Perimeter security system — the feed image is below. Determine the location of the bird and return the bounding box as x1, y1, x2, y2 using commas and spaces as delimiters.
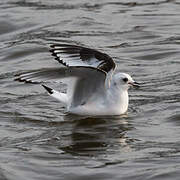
15, 43, 140, 116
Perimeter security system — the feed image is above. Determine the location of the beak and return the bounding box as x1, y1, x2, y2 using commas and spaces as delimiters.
128, 81, 140, 88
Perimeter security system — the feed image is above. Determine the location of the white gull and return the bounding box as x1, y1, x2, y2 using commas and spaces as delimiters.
15, 44, 140, 116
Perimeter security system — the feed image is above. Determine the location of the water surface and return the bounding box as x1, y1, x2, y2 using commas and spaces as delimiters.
0, 0, 180, 179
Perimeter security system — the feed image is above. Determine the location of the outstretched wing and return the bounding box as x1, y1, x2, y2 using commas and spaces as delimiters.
15, 67, 107, 107
15, 44, 116, 85
50, 44, 116, 73
14, 68, 68, 84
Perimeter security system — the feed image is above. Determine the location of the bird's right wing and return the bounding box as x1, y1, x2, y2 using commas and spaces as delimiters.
50, 44, 116, 74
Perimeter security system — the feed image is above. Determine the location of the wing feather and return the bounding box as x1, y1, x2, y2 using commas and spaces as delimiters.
15, 44, 115, 106
50, 44, 116, 73
15, 67, 106, 108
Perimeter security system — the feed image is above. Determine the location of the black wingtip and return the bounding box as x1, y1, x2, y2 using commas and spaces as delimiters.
14, 77, 40, 84
42, 84, 53, 94
49, 49, 54, 53
50, 44, 55, 48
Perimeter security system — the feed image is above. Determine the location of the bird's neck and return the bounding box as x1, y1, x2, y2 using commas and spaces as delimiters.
107, 81, 129, 114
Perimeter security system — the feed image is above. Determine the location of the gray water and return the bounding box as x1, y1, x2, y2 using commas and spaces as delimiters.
0, 0, 180, 179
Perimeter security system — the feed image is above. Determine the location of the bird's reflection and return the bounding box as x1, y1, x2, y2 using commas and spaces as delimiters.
61, 114, 134, 156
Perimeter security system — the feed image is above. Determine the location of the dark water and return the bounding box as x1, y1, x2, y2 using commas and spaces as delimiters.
0, 0, 180, 179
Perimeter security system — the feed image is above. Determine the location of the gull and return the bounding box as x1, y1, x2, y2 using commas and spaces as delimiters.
15, 44, 140, 116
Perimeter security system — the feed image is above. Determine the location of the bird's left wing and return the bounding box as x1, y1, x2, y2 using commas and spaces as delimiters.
14, 68, 68, 84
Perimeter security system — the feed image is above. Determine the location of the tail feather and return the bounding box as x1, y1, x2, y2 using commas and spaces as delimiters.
42, 84, 68, 105
42, 85, 53, 94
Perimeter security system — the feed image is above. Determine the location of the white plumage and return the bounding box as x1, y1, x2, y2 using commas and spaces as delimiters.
15, 44, 140, 116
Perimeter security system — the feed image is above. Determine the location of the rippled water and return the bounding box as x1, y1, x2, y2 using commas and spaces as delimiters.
0, 0, 180, 179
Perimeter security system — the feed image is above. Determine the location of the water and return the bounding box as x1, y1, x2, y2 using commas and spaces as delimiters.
0, 0, 180, 179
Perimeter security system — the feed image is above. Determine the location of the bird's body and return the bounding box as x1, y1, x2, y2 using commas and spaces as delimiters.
15, 44, 140, 116
43, 74, 129, 116
69, 88, 129, 116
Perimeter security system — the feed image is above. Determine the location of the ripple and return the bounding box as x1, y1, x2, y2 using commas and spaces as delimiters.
1, 0, 180, 179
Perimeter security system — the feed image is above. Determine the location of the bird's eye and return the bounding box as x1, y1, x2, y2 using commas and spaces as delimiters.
123, 77, 128, 82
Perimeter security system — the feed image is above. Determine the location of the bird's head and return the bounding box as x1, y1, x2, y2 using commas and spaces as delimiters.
114, 73, 140, 90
